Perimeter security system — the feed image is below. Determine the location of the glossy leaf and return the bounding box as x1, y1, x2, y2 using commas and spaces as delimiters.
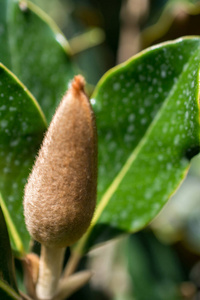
74, 37, 200, 253
0, 205, 18, 292
0, 0, 77, 123
0, 63, 47, 254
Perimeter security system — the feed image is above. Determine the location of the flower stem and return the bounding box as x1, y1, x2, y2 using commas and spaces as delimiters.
36, 246, 65, 300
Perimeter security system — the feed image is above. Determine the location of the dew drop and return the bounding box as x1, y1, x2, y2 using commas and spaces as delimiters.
9, 107, 17, 112
1, 120, 8, 128
141, 118, 147, 125
3, 167, 10, 174
139, 107, 145, 114
161, 70, 167, 78
10, 139, 19, 147
127, 124, 135, 133
174, 134, 180, 145
158, 154, 163, 161
166, 162, 172, 170
128, 114, 135, 122
144, 190, 152, 200
12, 182, 18, 189
14, 160, 20, 166
8, 195, 14, 202
113, 82, 121, 91
0, 105, 6, 111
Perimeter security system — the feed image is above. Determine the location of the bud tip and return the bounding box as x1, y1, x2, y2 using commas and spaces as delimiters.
71, 75, 85, 93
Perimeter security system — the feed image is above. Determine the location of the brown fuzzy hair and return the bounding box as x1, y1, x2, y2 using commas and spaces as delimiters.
24, 75, 97, 248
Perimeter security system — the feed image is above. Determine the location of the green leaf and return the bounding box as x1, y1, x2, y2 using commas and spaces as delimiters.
0, 205, 18, 292
0, 0, 77, 123
75, 36, 200, 253
0, 63, 47, 254
126, 231, 183, 300
0, 279, 21, 300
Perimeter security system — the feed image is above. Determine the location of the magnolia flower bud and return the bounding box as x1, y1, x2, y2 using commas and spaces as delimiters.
24, 75, 97, 248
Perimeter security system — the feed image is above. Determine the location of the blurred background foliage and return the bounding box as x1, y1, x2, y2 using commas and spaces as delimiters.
20, 0, 200, 299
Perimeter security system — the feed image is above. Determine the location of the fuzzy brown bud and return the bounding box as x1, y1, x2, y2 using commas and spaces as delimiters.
24, 75, 97, 248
